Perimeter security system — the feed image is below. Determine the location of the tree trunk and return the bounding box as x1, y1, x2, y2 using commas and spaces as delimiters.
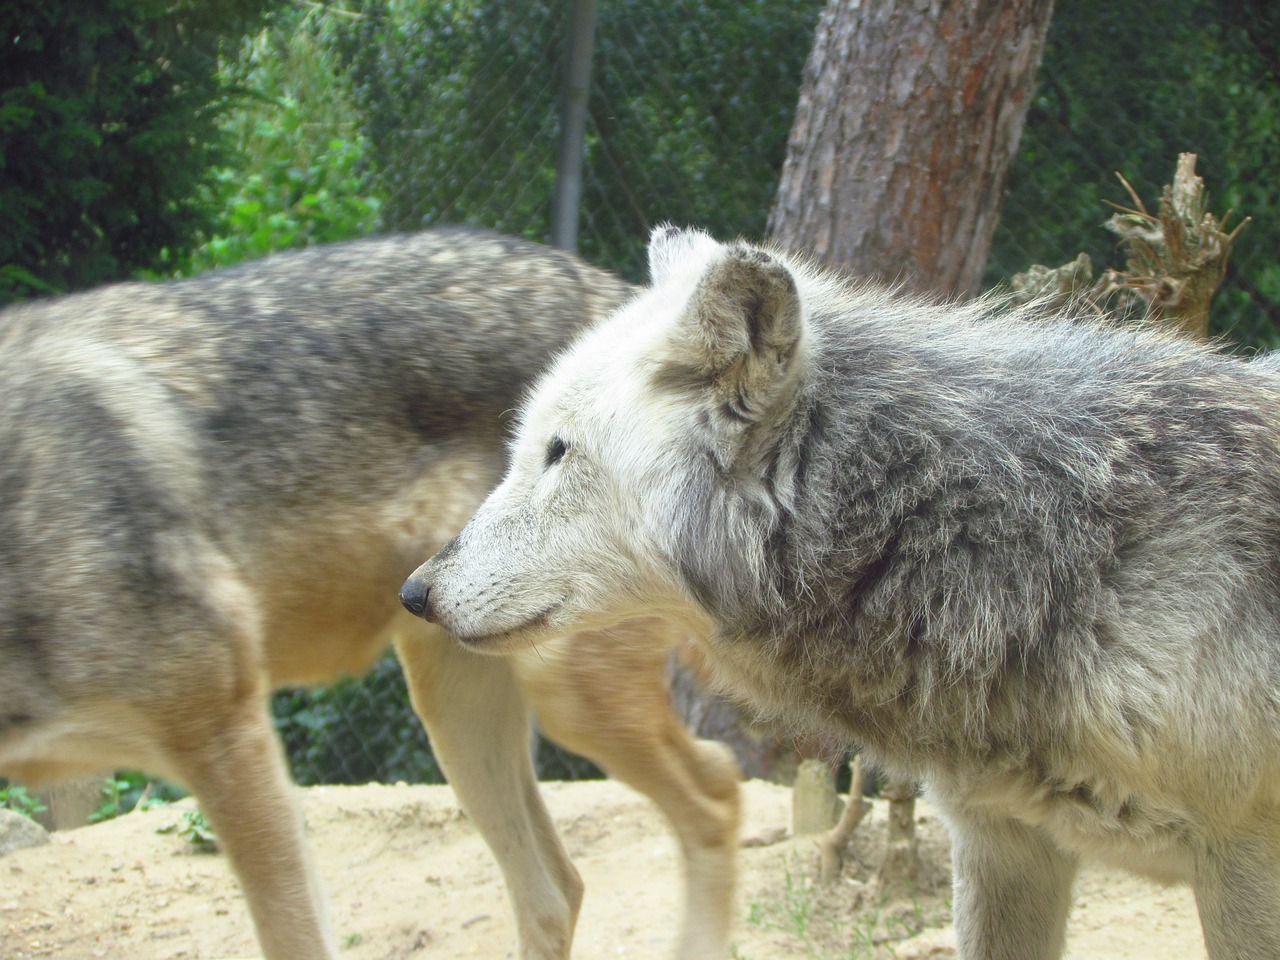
877, 776, 920, 897
768, 0, 1056, 298
819, 756, 870, 883
767, 0, 1056, 889
35, 777, 101, 831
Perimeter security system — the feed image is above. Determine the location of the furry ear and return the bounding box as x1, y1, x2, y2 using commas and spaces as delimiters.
677, 243, 804, 425
648, 224, 720, 287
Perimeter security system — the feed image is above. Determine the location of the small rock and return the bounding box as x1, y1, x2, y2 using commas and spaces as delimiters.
893, 926, 957, 959
0, 809, 49, 857
792, 758, 842, 834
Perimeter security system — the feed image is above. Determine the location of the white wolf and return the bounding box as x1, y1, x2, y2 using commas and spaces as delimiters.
403, 226, 1280, 960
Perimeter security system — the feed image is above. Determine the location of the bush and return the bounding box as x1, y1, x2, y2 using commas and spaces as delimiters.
0, 0, 273, 303
333, 0, 821, 281
184, 8, 382, 274
272, 654, 441, 786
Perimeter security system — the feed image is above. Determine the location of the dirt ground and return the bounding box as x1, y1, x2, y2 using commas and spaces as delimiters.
2, 779, 1206, 960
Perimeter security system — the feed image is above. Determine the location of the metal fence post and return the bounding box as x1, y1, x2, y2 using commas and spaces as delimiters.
551, 0, 599, 251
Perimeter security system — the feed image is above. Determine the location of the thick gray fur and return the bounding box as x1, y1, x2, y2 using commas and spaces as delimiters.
0, 229, 627, 734
675, 245, 1280, 960
408, 226, 1280, 959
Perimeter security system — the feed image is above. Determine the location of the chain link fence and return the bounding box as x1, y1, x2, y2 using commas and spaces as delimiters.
263, 0, 1279, 789
335, 0, 820, 281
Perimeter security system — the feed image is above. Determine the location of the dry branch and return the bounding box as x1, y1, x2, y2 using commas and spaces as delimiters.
1011, 153, 1248, 337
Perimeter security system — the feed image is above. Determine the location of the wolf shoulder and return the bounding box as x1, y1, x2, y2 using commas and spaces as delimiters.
0, 229, 631, 416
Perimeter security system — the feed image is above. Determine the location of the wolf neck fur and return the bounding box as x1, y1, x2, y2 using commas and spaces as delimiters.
678, 289, 1280, 774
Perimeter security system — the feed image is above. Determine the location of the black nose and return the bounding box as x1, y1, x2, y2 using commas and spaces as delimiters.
399, 576, 434, 621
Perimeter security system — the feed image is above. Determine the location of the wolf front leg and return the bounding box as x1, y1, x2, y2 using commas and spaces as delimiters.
514, 619, 742, 960
395, 622, 583, 960
161, 686, 338, 960
1194, 828, 1280, 960
946, 807, 1077, 960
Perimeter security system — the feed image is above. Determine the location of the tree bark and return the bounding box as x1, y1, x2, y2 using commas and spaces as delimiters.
819, 756, 870, 883
767, 0, 1056, 889
768, 0, 1056, 298
35, 777, 101, 831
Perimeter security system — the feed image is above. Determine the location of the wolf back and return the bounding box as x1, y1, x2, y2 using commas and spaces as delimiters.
0, 228, 632, 761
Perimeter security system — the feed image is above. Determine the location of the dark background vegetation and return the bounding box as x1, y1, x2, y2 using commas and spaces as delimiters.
2, 0, 1277, 795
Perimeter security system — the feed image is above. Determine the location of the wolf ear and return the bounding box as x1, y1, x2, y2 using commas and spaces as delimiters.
647, 224, 720, 287
675, 243, 804, 424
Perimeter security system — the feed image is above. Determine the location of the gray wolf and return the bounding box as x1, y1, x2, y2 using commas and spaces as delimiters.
403, 225, 1280, 960
0, 229, 740, 960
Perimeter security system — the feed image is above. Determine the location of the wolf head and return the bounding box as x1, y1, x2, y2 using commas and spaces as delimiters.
400, 226, 811, 651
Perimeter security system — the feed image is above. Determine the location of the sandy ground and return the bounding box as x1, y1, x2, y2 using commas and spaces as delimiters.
1, 779, 1206, 960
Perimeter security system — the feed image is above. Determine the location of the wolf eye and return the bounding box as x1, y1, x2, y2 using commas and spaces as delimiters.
545, 437, 569, 467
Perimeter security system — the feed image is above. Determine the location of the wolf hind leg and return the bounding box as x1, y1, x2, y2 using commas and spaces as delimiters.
1194, 828, 1280, 960
944, 805, 1077, 960
394, 621, 582, 960
516, 619, 742, 960
159, 684, 338, 960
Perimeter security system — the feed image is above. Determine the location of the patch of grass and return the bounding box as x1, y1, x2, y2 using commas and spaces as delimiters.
157, 808, 219, 852
0, 784, 47, 820
90, 773, 184, 823
745, 853, 820, 955
744, 851, 939, 960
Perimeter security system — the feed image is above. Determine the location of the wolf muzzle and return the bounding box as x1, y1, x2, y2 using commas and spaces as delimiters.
400, 535, 465, 621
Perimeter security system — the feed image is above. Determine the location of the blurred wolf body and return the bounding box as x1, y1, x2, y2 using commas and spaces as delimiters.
0, 230, 741, 960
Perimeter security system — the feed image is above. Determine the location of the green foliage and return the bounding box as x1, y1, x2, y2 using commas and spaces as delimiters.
989, 0, 1280, 348
155, 807, 219, 851
577, 0, 821, 279
89, 773, 184, 824
272, 653, 441, 786
184, 6, 381, 274
333, 0, 821, 281
0, 784, 47, 820
178, 808, 218, 850
188, 133, 380, 273
270, 650, 604, 785
89, 777, 135, 824
0, 0, 274, 303
331, 0, 566, 241
535, 734, 604, 782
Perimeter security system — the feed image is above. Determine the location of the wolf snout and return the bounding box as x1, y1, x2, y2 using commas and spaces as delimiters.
398, 574, 436, 622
